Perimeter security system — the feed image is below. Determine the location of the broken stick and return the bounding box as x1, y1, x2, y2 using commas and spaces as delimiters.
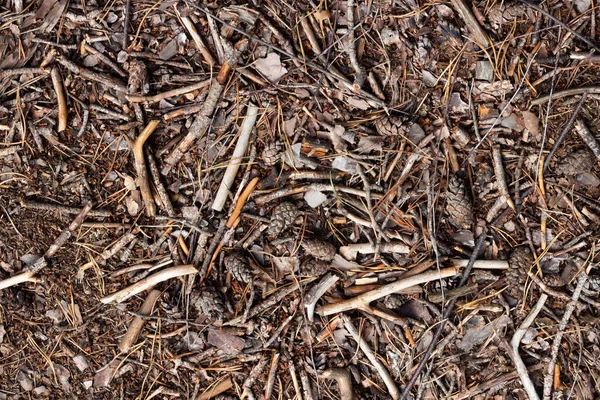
51, 67, 67, 132
119, 289, 161, 353
318, 267, 459, 316
126, 120, 160, 217
100, 264, 197, 304
212, 104, 259, 211
321, 368, 355, 400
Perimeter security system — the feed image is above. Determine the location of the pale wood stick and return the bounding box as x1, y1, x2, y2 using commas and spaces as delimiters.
342, 315, 400, 399
126, 120, 160, 217
100, 264, 197, 304
305, 273, 339, 322
320, 368, 356, 400
51, 67, 67, 132
119, 289, 161, 353
0, 271, 39, 290
318, 267, 459, 316
212, 104, 259, 211
492, 146, 516, 210
264, 352, 280, 400
340, 242, 409, 261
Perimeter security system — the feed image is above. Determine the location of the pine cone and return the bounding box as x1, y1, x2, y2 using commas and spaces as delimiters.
301, 239, 336, 261
128, 60, 148, 94
224, 252, 252, 283
267, 202, 299, 238
555, 149, 595, 176
192, 287, 226, 321
446, 175, 473, 229
382, 294, 408, 310
504, 247, 533, 300
374, 116, 405, 136
262, 141, 283, 167
300, 258, 330, 276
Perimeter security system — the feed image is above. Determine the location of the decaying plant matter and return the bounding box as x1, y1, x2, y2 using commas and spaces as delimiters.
1, 0, 600, 398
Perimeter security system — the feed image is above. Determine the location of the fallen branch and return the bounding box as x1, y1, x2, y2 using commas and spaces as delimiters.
321, 368, 356, 400
50, 67, 67, 132
55, 56, 127, 93
241, 353, 268, 399
264, 352, 280, 400
542, 271, 588, 399
254, 183, 382, 206
510, 294, 548, 400
530, 87, 600, 106
20, 199, 110, 218
164, 41, 237, 168
318, 267, 458, 316
100, 264, 197, 304
449, 259, 508, 269
126, 120, 160, 217
212, 104, 259, 211
118, 289, 161, 353
345, 0, 365, 90
342, 315, 400, 399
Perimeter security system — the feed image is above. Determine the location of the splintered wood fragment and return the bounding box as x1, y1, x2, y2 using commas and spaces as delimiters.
197, 377, 233, 400
342, 315, 400, 399
55, 57, 127, 92
491, 146, 516, 210
127, 120, 160, 217
179, 12, 215, 66
165, 41, 237, 168
320, 368, 356, 400
0, 67, 48, 78
51, 67, 67, 132
340, 242, 409, 261
574, 119, 600, 160
318, 267, 459, 316
100, 264, 197, 304
212, 104, 259, 211
305, 273, 339, 322
449, 0, 491, 47
118, 289, 161, 353
80, 232, 137, 271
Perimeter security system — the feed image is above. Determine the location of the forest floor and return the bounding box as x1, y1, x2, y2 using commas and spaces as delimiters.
1, 0, 600, 399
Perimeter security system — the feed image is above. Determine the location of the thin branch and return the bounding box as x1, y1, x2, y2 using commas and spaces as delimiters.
51, 67, 67, 132
126, 120, 160, 217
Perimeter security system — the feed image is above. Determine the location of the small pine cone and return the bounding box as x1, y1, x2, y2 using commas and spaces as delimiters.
542, 274, 565, 288
128, 60, 148, 94
192, 287, 226, 321
301, 239, 336, 261
267, 202, 299, 238
446, 175, 473, 229
504, 247, 533, 299
262, 141, 283, 167
374, 116, 405, 136
224, 252, 252, 283
300, 258, 330, 276
383, 294, 408, 310
555, 149, 595, 176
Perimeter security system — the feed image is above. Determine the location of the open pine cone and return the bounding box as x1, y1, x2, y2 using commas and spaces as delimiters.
192, 286, 227, 321
261, 141, 283, 167
555, 149, 595, 176
267, 202, 299, 238
224, 252, 252, 283
301, 239, 336, 261
374, 115, 405, 136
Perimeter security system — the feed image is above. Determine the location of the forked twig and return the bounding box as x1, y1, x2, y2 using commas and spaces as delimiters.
126, 120, 160, 217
